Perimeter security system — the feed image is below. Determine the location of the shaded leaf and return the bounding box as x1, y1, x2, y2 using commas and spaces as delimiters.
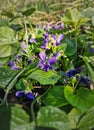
2, 11, 14, 18
78, 107, 94, 130
0, 67, 18, 89
43, 86, 68, 107
22, 8, 35, 16
63, 38, 76, 56
0, 106, 30, 130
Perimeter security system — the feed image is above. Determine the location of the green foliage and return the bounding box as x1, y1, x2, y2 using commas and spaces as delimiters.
62, 8, 89, 28
0, 106, 30, 130
68, 108, 83, 129
63, 38, 76, 56
43, 85, 68, 107
0, 67, 18, 89
22, 8, 36, 16
27, 70, 61, 85
37, 106, 73, 130
0, 26, 16, 65
64, 86, 94, 112
77, 107, 94, 130
82, 7, 94, 26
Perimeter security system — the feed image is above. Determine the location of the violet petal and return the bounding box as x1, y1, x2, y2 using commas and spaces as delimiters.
16, 91, 25, 97
39, 52, 46, 61
26, 92, 35, 100
48, 57, 57, 65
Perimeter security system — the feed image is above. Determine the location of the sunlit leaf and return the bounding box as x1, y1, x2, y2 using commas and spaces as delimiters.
27, 70, 61, 85
64, 86, 94, 112
37, 106, 73, 130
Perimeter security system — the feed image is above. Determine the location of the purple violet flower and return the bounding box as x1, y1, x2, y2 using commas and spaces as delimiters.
48, 57, 57, 65
16, 91, 35, 100
28, 58, 32, 64
9, 60, 15, 66
16, 91, 25, 97
66, 68, 84, 78
56, 23, 64, 30
79, 76, 90, 86
38, 52, 57, 71
9, 60, 20, 70
29, 38, 36, 43
43, 33, 48, 38
21, 41, 27, 49
39, 52, 46, 62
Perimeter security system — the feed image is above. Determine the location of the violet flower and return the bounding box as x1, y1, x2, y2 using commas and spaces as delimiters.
56, 23, 64, 30
21, 41, 27, 49
16, 91, 35, 100
66, 68, 84, 78
38, 52, 57, 71
9, 60, 20, 70
51, 34, 64, 46
56, 34, 64, 46
29, 38, 36, 43
48, 57, 57, 65
79, 76, 90, 86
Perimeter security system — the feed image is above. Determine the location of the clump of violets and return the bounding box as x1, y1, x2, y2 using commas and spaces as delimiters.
41, 32, 64, 50
43, 22, 64, 31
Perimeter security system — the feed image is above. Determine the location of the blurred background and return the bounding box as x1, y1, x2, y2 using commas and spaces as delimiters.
0, 0, 94, 24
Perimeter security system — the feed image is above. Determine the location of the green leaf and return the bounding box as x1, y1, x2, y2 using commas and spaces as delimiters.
37, 106, 73, 130
0, 106, 30, 130
22, 8, 35, 16
82, 7, 94, 18
62, 8, 82, 23
68, 108, 83, 129
64, 86, 94, 112
0, 67, 18, 89
0, 57, 9, 67
77, 107, 94, 130
0, 19, 9, 27
0, 26, 14, 46
27, 70, 61, 85
2, 11, 14, 18
15, 78, 26, 90
92, 16, 94, 26
63, 38, 76, 56
43, 86, 68, 107
0, 45, 12, 57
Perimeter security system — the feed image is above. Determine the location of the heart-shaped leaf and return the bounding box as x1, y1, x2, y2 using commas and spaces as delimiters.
27, 70, 61, 85
37, 106, 73, 130
43, 85, 68, 107
64, 86, 94, 112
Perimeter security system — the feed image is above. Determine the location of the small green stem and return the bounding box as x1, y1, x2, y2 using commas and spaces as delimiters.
31, 85, 52, 125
